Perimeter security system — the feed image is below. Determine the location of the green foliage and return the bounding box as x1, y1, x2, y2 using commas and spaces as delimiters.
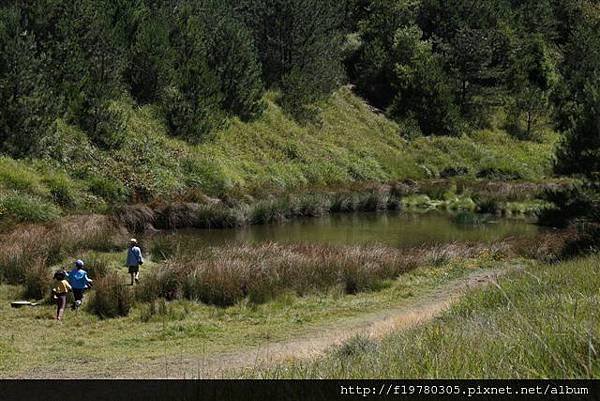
506, 35, 558, 139
0, 6, 56, 156
87, 176, 129, 205
0, 86, 559, 226
0, 0, 577, 224
42, 173, 79, 209
237, 0, 346, 116
0, 0, 269, 152
547, 5, 600, 250
199, 1, 265, 120
269, 255, 600, 378
387, 26, 461, 136
82, 252, 113, 280
162, 5, 225, 142
0, 193, 61, 223
0, 158, 45, 195
345, 0, 582, 137
126, 11, 172, 105
350, 0, 420, 109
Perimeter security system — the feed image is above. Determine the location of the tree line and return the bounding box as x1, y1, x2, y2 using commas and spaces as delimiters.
0, 0, 598, 175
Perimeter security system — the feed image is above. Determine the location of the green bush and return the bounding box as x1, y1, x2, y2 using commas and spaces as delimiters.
0, 158, 45, 195
181, 156, 232, 196
295, 193, 332, 217
135, 265, 181, 303
87, 176, 129, 204
150, 236, 178, 263
357, 191, 390, 212
330, 192, 360, 213
182, 266, 245, 307
250, 199, 288, 224
42, 173, 79, 208
195, 204, 247, 228
82, 252, 112, 279
0, 192, 61, 223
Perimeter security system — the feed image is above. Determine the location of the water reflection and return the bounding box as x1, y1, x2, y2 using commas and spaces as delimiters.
158, 211, 539, 249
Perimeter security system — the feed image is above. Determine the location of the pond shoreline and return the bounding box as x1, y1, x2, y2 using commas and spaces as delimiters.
115, 179, 568, 234
0, 178, 570, 302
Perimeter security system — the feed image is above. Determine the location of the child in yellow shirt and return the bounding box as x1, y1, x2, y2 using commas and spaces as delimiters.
52, 270, 72, 321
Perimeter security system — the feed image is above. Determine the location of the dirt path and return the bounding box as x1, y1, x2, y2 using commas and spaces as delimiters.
135, 267, 511, 378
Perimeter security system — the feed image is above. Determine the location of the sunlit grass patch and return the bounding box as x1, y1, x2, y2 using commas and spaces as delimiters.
261, 255, 600, 379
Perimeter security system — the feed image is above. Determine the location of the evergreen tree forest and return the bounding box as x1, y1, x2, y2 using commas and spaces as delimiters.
0, 0, 598, 182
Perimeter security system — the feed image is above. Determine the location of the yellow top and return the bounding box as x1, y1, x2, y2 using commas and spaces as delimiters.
53, 280, 72, 295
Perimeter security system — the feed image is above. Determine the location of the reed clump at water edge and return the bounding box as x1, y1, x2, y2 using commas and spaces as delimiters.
136, 241, 511, 308
0, 214, 126, 298
115, 180, 563, 233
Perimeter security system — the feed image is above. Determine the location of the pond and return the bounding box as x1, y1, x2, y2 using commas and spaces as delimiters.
157, 212, 540, 249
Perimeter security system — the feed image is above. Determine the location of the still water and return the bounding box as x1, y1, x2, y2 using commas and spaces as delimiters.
160, 212, 540, 248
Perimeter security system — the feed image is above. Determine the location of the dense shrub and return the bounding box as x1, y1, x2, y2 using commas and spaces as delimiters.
82, 252, 112, 280
114, 204, 155, 233
135, 265, 182, 303
561, 222, 600, 259
0, 192, 61, 223
43, 174, 78, 209
182, 264, 247, 307
0, 215, 122, 285
150, 236, 179, 263
23, 258, 51, 300
88, 273, 133, 318
87, 176, 129, 205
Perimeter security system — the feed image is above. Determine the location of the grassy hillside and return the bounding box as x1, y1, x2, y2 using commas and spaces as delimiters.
262, 255, 600, 379
0, 87, 559, 226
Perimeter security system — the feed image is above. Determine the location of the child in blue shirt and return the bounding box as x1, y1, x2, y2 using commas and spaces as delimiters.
68, 259, 93, 310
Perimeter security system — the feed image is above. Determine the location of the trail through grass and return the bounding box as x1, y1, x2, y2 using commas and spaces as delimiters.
260, 255, 600, 379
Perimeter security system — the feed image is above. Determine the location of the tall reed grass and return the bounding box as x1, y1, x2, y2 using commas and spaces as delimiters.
0, 215, 124, 287
117, 180, 564, 232
88, 272, 133, 318
147, 187, 408, 230
137, 242, 507, 307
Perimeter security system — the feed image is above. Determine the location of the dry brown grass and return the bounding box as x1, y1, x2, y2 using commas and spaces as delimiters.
508, 228, 573, 263
0, 214, 124, 288
114, 204, 156, 233
137, 241, 508, 307
88, 272, 134, 318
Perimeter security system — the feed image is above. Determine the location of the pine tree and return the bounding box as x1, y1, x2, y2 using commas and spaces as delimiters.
0, 6, 55, 156
236, 0, 346, 116
161, 2, 225, 142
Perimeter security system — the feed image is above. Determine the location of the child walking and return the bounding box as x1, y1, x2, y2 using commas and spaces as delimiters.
52, 270, 72, 321
68, 259, 93, 310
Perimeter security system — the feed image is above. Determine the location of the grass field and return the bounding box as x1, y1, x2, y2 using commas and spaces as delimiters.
258, 255, 600, 379
0, 244, 515, 378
